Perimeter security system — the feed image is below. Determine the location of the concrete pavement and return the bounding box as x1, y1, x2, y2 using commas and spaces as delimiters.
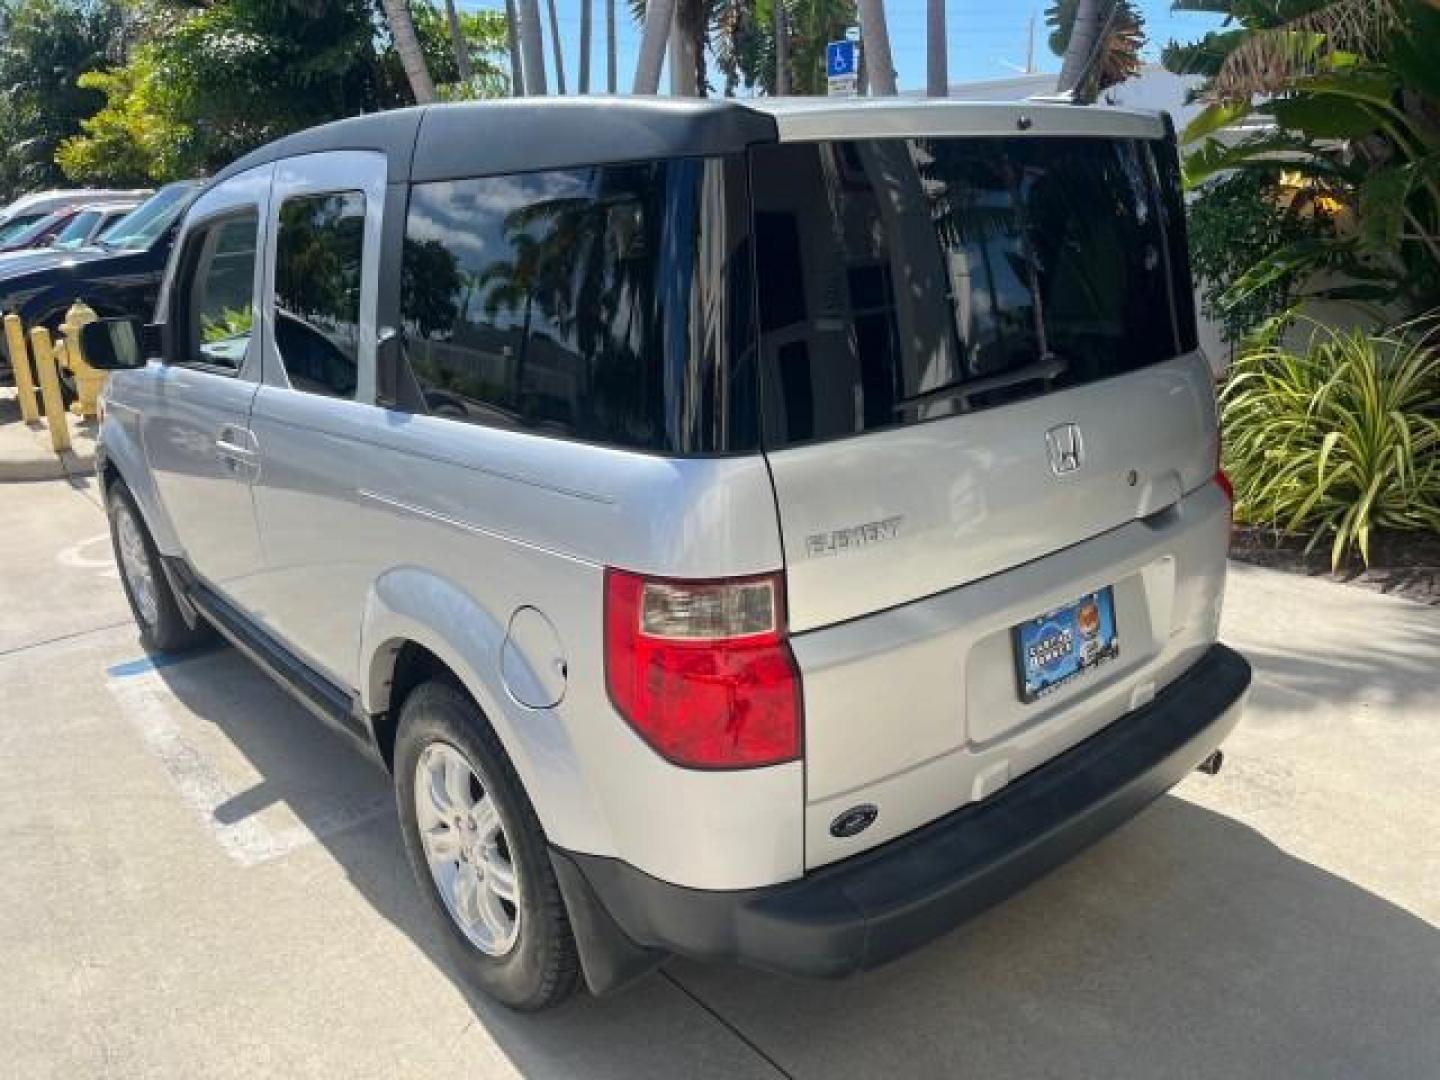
1, 476, 1436, 1079
0, 388, 98, 482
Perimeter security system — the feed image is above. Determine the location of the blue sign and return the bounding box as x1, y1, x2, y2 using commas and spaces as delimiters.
826, 40, 857, 78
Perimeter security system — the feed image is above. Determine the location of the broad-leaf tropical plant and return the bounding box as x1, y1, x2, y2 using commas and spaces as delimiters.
1173, 0, 1440, 322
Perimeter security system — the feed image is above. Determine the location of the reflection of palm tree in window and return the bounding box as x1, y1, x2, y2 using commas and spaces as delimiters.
400, 237, 463, 338
476, 174, 659, 438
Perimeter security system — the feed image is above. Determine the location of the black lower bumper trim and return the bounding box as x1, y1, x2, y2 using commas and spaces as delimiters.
552, 643, 1251, 989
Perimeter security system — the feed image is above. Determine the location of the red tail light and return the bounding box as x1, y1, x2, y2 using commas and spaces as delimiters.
1215, 468, 1234, 503
604, 569, 802, 769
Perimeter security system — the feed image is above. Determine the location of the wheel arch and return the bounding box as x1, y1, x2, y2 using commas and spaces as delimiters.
96, 406, 183, 555
359, 566, 610, 857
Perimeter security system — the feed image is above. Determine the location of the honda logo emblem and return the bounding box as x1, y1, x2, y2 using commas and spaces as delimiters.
1046, 423, 1085, 476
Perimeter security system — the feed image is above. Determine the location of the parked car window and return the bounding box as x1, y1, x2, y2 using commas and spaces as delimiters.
0, 212, 48, 244
399, 157, 756, 454
99, 181, 200, 252
751, 137, 1184, 448
0, 210, 69, 250
273, 191, 365, 400
50, 209, 105, 250
175, 210, 259, 374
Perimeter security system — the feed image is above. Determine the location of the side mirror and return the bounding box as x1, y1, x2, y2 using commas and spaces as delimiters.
78, 317, 148, 370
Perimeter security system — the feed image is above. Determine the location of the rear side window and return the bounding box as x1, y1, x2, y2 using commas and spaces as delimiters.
399, 157, 756, 454
751, 137, 1189, 449
274, 191, 365, 399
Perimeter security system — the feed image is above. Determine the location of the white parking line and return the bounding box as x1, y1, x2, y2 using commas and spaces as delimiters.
106, 666, 390, 866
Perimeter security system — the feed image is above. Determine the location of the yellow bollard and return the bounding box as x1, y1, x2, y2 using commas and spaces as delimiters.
29, 327, 70, 453
62, 300, 104, 419
3, 313, 40, 424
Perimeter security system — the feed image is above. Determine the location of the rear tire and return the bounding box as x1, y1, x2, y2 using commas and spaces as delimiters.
106, 479, 212, 653
395, 679, 580, 1011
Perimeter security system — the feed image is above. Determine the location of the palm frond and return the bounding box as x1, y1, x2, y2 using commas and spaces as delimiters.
1211, 0, 1408, 99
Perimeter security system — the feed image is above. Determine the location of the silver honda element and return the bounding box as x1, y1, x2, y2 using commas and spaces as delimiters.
88, 98, 1251, 1011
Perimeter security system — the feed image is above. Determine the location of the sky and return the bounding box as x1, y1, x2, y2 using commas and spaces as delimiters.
456, 0, 1228, 95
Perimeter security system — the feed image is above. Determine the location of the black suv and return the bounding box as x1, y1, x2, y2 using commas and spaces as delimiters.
0, 180, 201, 379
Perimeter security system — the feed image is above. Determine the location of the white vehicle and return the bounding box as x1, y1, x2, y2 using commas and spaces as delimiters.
87, 98, 1251, 1011
0, 188, 150, 245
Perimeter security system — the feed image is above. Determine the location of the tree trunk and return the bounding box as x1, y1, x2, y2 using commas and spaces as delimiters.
668, 12, 701, 96
606, 0, 617, 92
1056, 0, 1101, 97
632, 0, 675, 94
504, 0, 526, 95
382, 0, 438, 104
518, 0, 548, 94
546, 0, 568, 93
579, 0, 592, 93
773, 0, 789, 95
857, 0, 897, 95
925, 0, 946, 97
444, 0, 473, 83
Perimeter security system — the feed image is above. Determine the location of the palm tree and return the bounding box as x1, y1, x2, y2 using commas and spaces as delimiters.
504, 0, 526, 95
857, 0, 897, 94
607, 0, 618, 91
518, 0, 548, 93
1210, 0, 1408, 99
926, 0, 946, 96
579, 0, 593, 92
773, 0, 790, 95
670, 2, 704, 95
444, 0, 473, 82
382, 0, 438, 104
1055, 0, 1100, 95
632, 0, 676, 93
1051, 0, 1144, 101
547, 0, 568, 92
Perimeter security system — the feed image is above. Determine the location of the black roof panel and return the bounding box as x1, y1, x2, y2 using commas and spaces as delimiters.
209, 108, 427, 187
409, 97, 777, 182
208, 98, 778, 190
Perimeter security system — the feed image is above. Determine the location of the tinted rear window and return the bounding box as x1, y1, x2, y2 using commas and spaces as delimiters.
399, 157, 756, 454
751, 137, 1190, 449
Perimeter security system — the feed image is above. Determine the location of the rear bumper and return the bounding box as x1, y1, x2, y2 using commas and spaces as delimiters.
551, 642, 1251, 990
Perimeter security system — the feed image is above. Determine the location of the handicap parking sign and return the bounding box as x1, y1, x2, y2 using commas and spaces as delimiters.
826, 40, 857, 78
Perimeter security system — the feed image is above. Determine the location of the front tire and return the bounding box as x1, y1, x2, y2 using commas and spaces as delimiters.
106, 479, 211, 653
394, 679, 580, 1011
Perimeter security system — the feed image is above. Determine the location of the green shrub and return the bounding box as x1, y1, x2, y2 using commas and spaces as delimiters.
1187, 169, 1336, 344
1221, 318, 1440, 568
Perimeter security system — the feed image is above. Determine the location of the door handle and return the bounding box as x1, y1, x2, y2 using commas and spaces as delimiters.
215, 438, 257, 462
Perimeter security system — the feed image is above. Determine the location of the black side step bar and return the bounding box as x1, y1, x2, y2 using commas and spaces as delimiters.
164, 557, 376, 755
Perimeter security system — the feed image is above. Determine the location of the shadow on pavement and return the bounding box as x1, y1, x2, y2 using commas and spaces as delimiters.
1239, 630, 1440, 709
153, 645, 1439, 1080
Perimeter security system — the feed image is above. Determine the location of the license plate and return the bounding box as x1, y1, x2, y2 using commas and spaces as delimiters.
1013, 587, 1119, 703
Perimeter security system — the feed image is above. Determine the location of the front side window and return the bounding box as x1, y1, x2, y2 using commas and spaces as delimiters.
176, 210, 259, 374
274, 191, 365, 399
751, 137, 1185, 448
399, 157, 755, 454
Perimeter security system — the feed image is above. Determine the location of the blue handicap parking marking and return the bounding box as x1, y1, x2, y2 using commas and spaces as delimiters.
106, 647, 216, 680
827, 40, 856, 78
